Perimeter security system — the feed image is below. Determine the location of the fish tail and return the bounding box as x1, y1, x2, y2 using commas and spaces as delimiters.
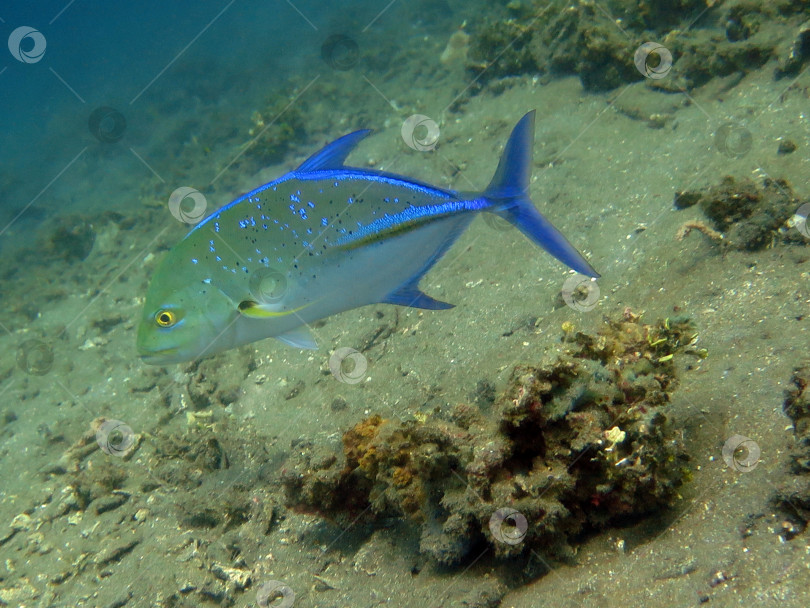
482, 111, 600, 278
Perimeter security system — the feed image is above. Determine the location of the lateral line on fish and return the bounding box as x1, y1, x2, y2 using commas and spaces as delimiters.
334, 198, 487, 250
294, 169, 456, 199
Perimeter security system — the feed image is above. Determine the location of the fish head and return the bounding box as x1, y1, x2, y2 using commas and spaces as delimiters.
137, 268, 238, 365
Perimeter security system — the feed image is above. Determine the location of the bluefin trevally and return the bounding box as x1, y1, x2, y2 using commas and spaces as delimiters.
137, 111, 598, 364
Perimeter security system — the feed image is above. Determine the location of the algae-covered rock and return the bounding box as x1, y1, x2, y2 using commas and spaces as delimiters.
463, 0, 806, 92
283, 311, 699, 565
466, 1, 642, 91
244, 97, 306, 165
674, 175, 806, 251
771, 364, 810, 539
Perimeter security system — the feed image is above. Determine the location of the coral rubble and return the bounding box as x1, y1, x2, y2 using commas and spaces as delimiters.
283, 312, 699, 565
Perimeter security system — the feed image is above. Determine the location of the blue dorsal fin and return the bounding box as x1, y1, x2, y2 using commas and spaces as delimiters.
382, 282, 454, 310
296, 129, 373, 173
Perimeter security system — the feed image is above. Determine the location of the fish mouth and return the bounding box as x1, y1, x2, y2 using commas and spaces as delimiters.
138, 346, 179, 365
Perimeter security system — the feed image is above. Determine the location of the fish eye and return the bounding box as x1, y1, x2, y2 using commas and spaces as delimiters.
155, 309, 178, 327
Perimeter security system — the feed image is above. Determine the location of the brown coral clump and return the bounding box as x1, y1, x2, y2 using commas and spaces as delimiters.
283, 313, 699, 566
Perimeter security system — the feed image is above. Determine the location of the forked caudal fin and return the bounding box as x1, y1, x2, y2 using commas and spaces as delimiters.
482, 111, 600, 278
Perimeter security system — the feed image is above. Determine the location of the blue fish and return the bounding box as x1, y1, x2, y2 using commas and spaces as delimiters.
137, 111, 598, 364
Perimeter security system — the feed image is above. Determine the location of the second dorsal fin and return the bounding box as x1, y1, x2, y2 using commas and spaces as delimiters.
295, 129, 372, 173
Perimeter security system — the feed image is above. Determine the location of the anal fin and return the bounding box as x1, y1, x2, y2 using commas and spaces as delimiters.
275, 326, 318, 349
381, 284, 454, 310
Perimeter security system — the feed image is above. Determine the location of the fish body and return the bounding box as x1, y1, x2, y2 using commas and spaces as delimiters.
137, 112, 598, 364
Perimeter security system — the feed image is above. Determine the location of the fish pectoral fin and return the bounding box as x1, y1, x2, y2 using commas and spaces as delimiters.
381, 284, 454, 310
275, 326, 318, 350
238, 300, 310, 319
238, 300, 318, 348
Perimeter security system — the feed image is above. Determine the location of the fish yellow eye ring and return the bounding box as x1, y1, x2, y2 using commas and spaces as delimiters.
155, 310, 177, 327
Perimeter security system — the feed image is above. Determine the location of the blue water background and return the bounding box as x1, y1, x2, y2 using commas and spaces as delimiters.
0, 0, 461, 247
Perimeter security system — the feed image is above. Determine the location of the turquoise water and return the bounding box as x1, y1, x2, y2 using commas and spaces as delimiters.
2, 1, 810, 606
